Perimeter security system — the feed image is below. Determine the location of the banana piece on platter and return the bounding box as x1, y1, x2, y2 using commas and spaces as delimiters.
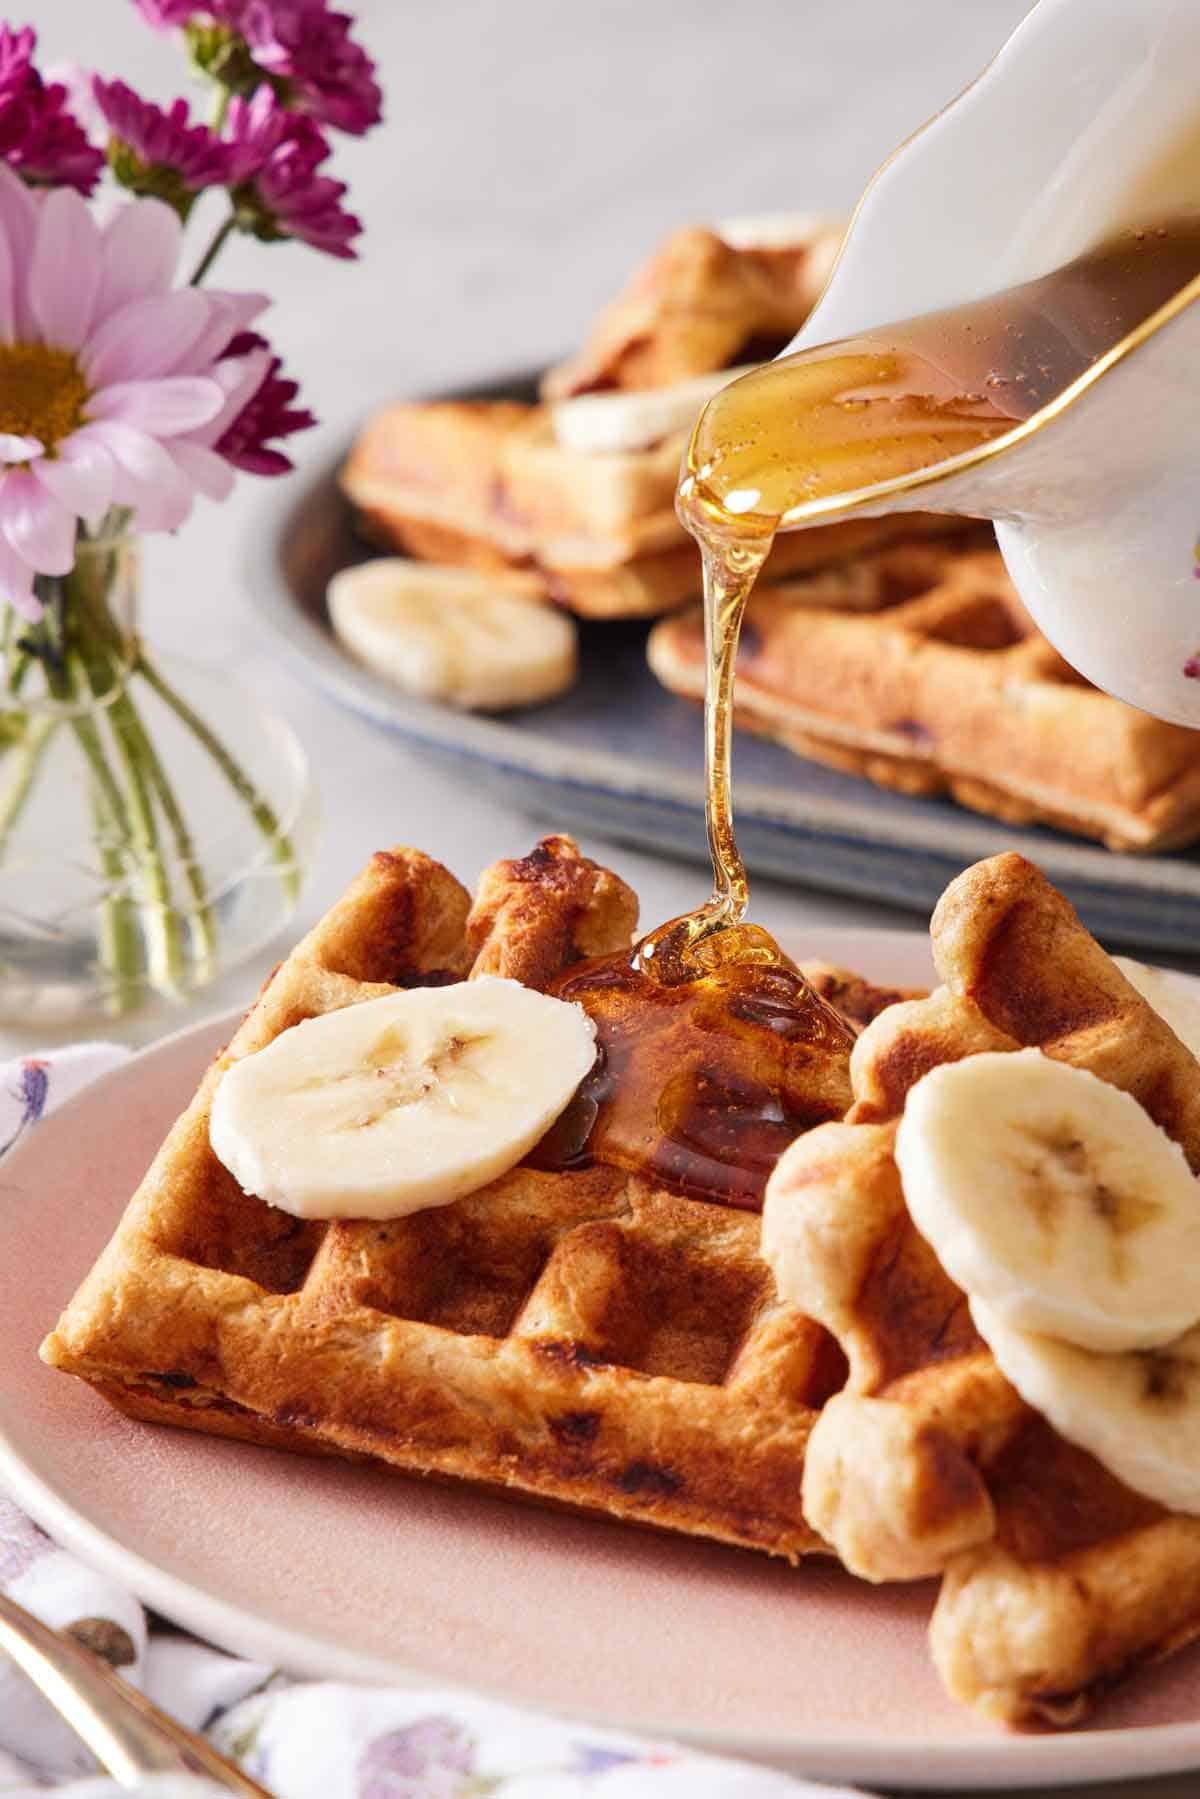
209, 978, 597, 1220
328, 558, 578, 711
894, 1048, 1200, 1354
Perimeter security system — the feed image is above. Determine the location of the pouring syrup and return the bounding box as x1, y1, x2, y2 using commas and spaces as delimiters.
538, 224, 1200, 1208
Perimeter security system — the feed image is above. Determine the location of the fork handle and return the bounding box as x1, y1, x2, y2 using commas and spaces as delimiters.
0, 1590, 275, 1795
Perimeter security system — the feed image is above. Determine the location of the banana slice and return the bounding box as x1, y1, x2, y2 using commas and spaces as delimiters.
327, 559, 577, 711
894, 1049, 1200, 1353
550, 367, 756, 455
1115, 956, 1200, 1060
209, 978, 596, 1220
971, 1299, 1200, 1516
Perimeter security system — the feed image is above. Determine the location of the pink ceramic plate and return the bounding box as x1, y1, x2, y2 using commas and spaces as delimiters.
3, 928, 1200, 1791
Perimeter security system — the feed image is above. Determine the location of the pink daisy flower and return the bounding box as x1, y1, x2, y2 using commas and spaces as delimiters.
0, 25, 104, 195
226, 88, 360, 259
93, 78, 233, 214
0, 164, 272, 618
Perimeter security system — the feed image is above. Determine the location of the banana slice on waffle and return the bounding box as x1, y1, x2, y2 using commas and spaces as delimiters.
971, 1302, 1200, 1517
895, 1048, 1200, 1353
210, 978, 597, 1219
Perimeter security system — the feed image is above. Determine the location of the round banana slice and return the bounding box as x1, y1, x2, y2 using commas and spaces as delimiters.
894, 1048, 1200, 1353
209, 978, 596, 1220
1115, 956, 1200, 1060
971, 1298, 1200, 1517
327, 559, 577, 711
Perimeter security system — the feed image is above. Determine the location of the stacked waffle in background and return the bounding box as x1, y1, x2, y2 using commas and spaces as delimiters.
339, 215, 958, 631
648, 539, 1200, 851
338, 215, 1200, 850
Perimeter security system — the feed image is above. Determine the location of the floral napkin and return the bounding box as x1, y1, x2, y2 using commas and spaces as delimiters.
0, 1047, 867, 1799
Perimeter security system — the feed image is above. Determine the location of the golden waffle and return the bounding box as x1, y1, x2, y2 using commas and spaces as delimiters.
767, 852, 1200, 1723
542, 218, 843, 398
647, 540, 1200, 849
341, 395, 966, 614
43, 835, 857, 1558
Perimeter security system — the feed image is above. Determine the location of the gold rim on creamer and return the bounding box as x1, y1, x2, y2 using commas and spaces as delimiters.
682, 268, 1200, 530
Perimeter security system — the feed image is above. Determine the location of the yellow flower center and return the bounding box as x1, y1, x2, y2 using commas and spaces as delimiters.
0, 344, 90, 453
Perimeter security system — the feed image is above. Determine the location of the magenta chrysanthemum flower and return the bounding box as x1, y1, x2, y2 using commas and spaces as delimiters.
232, 1, 382, 136
129, 1, 381, 137
0, 25, 104, 195
212, 331, 315, 474
0, 23, 33, 84
226, 89, 360, 259
0, 164, 272, 617
131, 0, 201, 24
94, 78, 233, 214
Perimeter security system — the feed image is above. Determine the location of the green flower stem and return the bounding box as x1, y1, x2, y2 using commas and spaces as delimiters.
0, 715, 56, 858
190, 211, 238, 286
86, 777, 142, 1017
91, 673, 186, 994
67, 559, 222, 982
106, 682, 219, 983
45, 660, 143, 1014
136, 655, 301, 902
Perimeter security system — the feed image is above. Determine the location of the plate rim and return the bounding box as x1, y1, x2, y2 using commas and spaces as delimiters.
4, 934, 1200, 1790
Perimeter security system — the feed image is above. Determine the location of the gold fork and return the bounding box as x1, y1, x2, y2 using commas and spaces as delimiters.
0, 1589, 275, 1794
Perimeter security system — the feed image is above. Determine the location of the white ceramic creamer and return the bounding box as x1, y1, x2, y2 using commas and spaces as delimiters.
775, 0, 1200, 725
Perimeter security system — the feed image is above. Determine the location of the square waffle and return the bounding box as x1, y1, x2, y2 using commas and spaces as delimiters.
43, 835, 857, 1558
541, 217, 843, 399
766, 852, 1200, 1723
340, 214, 968, 619
341, 395, 968, 615
647, 540, 1200, 848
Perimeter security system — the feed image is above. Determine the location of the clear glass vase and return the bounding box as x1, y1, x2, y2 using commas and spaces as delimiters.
0, 522, 316, 1027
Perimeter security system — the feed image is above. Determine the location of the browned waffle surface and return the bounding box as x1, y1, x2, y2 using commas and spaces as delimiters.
44, 835, 859, 1558
341, 393, 968, 616
542, 220, 841, 399
765, 853, 1200, 1723
647, 541, 1200, 849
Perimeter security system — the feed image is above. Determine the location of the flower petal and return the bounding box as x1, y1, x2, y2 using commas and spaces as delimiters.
95, 197, 183, 324
29, 188, 102, 351
190, 346, 270, 447
85, 420, 195, 532
32, 435, 114, 530
0, 470, 77, 576
0, 535, 40, 622
169, 439, 236, 502
179, 289, 271, 373
90, 375, 225, 437
0, 225, 14, 341
81, 288, 212, 388
0, 434, 43, 464
0, 163, 39, 336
